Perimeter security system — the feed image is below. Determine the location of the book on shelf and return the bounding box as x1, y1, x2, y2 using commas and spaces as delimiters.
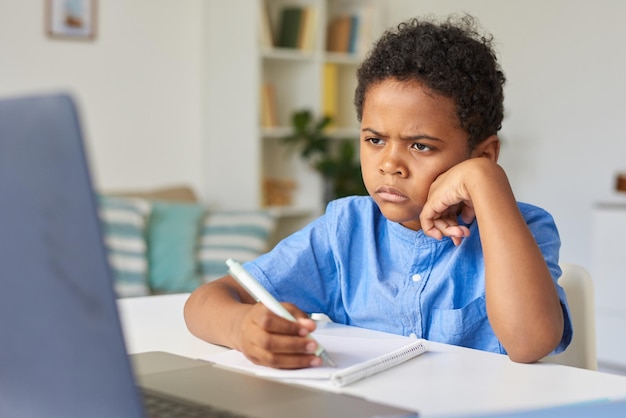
260, 83, 278, 128
326, 15, 352, 53
258, 0, 274, 49
348, 15, 360, 54
203, 332, 427, 387
326, 4, 376, 55
297, 7, 317, 51
277, 5, 316, 50
277, 7, 302, 48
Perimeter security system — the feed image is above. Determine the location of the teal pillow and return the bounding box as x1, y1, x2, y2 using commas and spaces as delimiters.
148, 201, 205, 293
198, 210, 276, 283
98, 196, 152, 298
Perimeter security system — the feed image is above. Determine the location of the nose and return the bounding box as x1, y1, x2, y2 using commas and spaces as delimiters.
379, 145, 408, 177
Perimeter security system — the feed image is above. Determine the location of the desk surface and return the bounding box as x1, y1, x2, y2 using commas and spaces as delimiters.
118, 293, 626, 418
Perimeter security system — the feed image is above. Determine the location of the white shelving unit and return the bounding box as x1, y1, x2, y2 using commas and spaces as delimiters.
203, 0, 384, 244
592, 202, 626, 370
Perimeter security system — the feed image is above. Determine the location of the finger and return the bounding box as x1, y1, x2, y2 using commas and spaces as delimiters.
250, 303, 305, 336
280, 303, 318, 336
282, 303, 317, 334
254, 331, 320, 355
459, 202, 476, 224
420, 200, 460, 237
442, 223, 470, 239
422, 223, 443, 240
431, 218, 470, 240
247, 349, 322, 369
419, 204, 441, 239
432, 218, 456, 235
239, 309, 323, 369
246, 333, 323, 369
420, 217, 438, 239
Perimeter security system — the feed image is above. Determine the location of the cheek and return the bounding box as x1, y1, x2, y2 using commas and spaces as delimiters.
359, 148, 374, 173
419, 156, 465, 182
404, 163, 445, 199
360, 164, 377, 192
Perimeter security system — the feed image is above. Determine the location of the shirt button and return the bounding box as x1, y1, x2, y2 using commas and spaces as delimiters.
411, 274, 421, 282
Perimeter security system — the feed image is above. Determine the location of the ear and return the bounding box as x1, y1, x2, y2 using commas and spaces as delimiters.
470, 135, 500, 162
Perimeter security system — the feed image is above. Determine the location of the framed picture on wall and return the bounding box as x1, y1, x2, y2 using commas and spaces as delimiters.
46, 0, 98, 40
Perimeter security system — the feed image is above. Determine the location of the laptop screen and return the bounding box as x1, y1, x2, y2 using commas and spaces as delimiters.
0, 93, 144, 417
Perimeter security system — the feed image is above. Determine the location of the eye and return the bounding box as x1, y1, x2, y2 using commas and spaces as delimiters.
412, 142, 433, 152
364, 136, 384, 145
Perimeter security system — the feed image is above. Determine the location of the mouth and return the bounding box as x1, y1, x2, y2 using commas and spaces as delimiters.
375, 185, 409, 203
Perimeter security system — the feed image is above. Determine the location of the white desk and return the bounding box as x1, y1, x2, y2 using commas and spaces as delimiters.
118, 293, 626, 417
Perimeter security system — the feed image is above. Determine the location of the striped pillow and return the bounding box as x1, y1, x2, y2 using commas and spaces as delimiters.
98, 196, 151, 297
198, 210, 276, 282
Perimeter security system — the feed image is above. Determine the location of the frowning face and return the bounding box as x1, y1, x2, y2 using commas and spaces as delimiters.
359, 78, 471, 231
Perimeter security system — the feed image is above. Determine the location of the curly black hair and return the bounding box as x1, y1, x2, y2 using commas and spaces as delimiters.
355, 15, 505, 150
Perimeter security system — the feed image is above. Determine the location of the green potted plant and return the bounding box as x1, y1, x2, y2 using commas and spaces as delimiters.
282, 110, 367, 203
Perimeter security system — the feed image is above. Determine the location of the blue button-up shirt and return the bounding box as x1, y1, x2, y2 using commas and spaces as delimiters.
245, 196, 572, 354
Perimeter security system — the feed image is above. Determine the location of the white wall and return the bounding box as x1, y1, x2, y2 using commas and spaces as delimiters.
0, 1, 205, 195
202, 1, 262, 210
386, 0, 626, 272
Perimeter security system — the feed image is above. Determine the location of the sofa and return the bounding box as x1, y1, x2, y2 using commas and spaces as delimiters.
97, 185, 276, 298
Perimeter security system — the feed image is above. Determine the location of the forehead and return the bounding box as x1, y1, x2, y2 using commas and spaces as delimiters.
362, 78, 460, 130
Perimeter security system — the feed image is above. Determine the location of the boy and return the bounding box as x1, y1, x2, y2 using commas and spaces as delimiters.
184, 15, 572, 369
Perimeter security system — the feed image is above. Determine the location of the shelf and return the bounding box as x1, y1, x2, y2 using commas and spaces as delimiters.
262, 47, 316, 61
324, 51, 363, 65
261, 126, 292, 138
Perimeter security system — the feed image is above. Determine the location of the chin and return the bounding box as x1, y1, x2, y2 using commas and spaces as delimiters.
376, 203, 421, 225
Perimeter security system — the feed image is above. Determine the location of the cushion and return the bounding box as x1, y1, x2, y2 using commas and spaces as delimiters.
198, 210, 276, 282
98, 196, 152, 298
147, 201, 205, 293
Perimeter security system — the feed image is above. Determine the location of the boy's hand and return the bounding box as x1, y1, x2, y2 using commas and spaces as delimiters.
420, 158, 497, 245
234, 302, 323, 369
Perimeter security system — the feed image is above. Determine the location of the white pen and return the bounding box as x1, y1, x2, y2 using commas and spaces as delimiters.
226, 258, 336, 367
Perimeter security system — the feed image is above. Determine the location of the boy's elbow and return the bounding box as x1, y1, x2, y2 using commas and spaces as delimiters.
498, 305, 565, 364
507, 347, 550, 364
183, 284, 212, 338
183, 290, 200, 334
505, 327, 563, 364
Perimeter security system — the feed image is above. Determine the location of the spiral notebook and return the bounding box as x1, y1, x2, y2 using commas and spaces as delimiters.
203, 333, 427, 387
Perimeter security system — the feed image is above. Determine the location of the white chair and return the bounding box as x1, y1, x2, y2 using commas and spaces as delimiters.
543, 262, 597, 370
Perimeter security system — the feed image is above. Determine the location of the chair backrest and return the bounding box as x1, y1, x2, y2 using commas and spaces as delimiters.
543, 263, 597, 370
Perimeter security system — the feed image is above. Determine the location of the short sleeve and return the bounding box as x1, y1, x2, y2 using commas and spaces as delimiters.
244, 211, 339, 316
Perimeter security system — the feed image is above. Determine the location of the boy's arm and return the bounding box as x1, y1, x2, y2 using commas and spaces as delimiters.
183, 277, 322, 369
420, 158, 564, 363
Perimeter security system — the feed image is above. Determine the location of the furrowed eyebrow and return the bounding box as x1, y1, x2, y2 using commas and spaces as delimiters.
402, 134, 444, 143
361, 127, 386, 137
361, 127, 443, 142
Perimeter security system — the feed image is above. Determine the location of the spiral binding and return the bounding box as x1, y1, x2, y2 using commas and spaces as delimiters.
330, 339, 427, 387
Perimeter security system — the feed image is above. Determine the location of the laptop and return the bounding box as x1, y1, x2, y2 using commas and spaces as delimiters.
0, 92, 417, 418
